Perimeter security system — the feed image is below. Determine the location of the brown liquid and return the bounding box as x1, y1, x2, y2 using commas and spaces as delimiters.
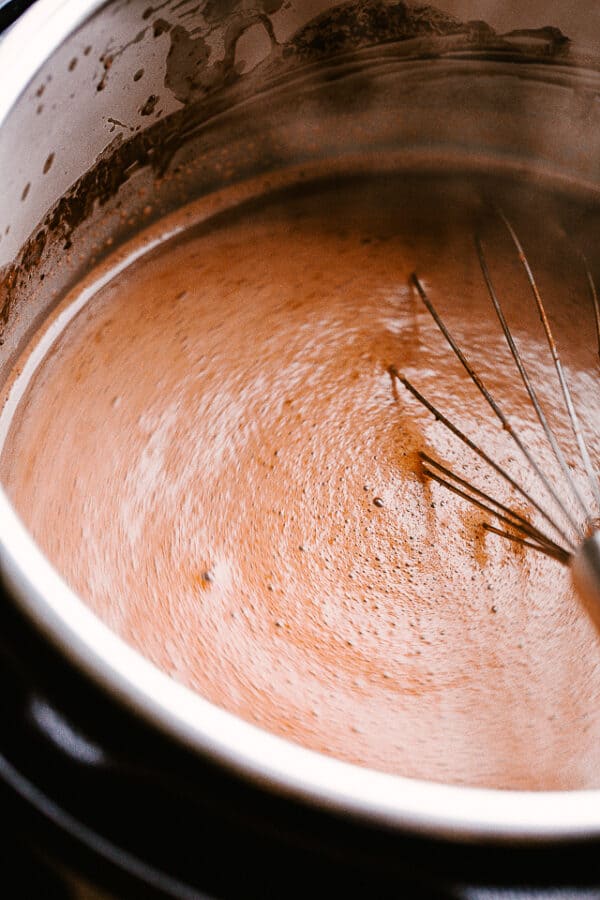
3, 173, 600, 789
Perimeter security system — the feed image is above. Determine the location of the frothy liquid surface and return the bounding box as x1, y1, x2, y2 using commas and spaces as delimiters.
3, 173, 600, 789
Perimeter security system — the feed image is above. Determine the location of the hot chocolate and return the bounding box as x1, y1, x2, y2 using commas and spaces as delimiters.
2, 172, 600, 789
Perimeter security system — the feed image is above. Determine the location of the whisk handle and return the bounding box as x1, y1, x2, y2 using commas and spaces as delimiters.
572, 531, 600, 633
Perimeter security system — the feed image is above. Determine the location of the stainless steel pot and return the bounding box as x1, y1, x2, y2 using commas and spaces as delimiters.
2, 0, 600, 848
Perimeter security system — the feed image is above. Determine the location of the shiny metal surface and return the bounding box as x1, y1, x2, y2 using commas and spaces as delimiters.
573, 531, 600, 633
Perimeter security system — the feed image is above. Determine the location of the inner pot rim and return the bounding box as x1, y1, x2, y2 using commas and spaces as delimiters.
3, 0, 600, 843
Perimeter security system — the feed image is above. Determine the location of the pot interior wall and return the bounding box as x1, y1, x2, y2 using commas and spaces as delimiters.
2, 0, 600, 385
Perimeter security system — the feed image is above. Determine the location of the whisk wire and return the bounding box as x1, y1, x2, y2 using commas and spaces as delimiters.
482, 523, 569, 563
391, 367, 575, 551
422, 467, 568, 563
499, 212, 600, 514
475, 234, 591, 529
410, 273, 580, 544
420, 451, 569, 560
581, 253, 600, 362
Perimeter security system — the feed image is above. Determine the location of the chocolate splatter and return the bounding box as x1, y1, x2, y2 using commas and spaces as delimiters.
142, 1, 171, 20
97, 29, 147, 92
106, 116, 132, 133
153, 18, 171, 38
140, 94, 160, 116
164, 26, 211, 104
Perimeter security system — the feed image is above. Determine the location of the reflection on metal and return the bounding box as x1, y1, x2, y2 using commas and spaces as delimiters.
29, 696, 106, 766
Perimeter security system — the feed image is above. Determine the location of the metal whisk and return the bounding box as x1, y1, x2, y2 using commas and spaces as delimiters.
389, 213, 600, 627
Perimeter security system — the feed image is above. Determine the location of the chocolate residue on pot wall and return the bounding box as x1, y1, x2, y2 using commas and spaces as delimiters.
97, 29, 148, 93
287, 0, 472, 58
140, 94, 160, 116
153, 18, 171, 38
0, 0, 573, 339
